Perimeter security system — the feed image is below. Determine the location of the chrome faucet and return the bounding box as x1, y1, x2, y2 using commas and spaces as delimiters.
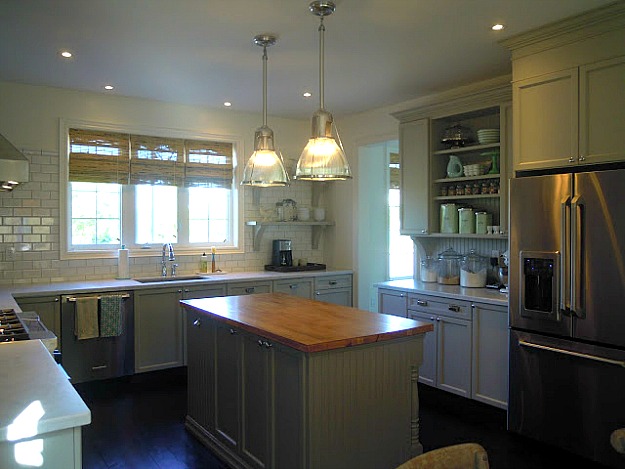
161, 243, 176, 277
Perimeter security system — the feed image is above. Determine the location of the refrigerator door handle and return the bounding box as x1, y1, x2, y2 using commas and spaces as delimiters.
570, 195, 585, 318
519, 339, 625, 368
560, 197, 571, 313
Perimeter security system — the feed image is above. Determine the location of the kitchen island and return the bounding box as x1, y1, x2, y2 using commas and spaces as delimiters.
181, 293, 433, 469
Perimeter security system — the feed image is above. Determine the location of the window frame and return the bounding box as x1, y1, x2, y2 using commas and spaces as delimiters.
59, 119, 244, 260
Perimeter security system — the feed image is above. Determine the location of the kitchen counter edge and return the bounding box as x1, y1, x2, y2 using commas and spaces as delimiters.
375, 279, 508, 307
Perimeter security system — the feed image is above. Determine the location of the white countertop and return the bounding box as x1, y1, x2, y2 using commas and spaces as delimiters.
1, 269, 353, 312
0, 340, 91, 443
375, 279, 509, 307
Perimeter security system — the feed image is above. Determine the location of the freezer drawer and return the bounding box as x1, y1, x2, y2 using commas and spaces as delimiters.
508, 329, 625, 468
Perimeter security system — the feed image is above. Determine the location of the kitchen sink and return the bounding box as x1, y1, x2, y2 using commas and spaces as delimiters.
133, 275, 207, 283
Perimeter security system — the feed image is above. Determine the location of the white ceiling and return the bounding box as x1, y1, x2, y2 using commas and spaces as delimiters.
0, 0, 615, 119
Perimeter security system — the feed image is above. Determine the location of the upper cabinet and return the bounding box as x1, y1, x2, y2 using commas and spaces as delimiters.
393, 76, 512, 238
502, 3, 625, 172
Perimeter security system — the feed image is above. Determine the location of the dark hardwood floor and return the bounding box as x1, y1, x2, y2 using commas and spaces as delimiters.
75, 368, 613, 469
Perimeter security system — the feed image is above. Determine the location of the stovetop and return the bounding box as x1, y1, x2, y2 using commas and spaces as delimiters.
0, 308, 29, 342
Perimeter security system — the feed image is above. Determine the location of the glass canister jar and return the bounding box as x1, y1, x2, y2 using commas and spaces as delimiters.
420, 256, 438, 283
460, 249, 488, 288
437, 247, 462, 285
282, 199, 297, 221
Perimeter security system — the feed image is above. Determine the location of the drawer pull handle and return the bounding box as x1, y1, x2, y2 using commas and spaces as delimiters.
258, 339, 264, 347
229, 328, 237, 335
184, 288, 190, 293
263, 341, 273, 349
416, 300, 428, 307
193, 319, 201, 327
91, 365, 108, 371
448, 305, 461, 312
290, 284, 298, 289
329, 281, 337, 285
245, 287, 255, 293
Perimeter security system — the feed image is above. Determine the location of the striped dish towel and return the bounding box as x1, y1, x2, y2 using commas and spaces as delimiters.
75, 296, 99, 340
100, 294, 124, 337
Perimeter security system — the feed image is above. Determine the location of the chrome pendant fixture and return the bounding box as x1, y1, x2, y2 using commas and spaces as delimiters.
295, 1, 352, 181
241, 34, 290, 187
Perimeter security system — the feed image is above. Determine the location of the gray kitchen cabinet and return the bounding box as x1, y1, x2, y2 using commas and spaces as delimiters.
186, 311, 303, 469
227, 280, 272, 296
273, 277, 313, 299
399, 118, 430, 235
408, 294, 472, 398
313, 274, 353, 306
378, 288, 408, 317
502, 12, 625, 171
15, 295, 61, 340
471, 302, 508, 409
134, 287, 184, 373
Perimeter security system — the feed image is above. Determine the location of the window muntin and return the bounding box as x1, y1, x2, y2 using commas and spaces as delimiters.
66, 128, 238, 254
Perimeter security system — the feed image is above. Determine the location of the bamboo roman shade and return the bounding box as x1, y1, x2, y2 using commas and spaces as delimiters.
69, 129, 233, 188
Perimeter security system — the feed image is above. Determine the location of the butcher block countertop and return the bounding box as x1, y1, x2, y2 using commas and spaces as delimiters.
181, 292, 433, 353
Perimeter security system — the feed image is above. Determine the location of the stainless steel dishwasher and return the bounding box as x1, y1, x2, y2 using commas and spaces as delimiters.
61, 292, 134, 383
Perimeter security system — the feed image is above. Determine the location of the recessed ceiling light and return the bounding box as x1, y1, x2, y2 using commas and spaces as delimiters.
59, 50, 73, 58
303, 92, 312, 98
103, 85, 114, 90
491, 24, 505, 31
224, 102, 232, 107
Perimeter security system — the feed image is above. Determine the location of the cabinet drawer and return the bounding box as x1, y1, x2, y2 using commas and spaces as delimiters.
407, 294, 471, 320
227, 281, 272, 296
314, 274, 352, 290
273, 278, 313, 299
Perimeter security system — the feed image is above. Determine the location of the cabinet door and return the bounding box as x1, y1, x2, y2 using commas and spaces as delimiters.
400, 119, 430, 234
227, 281, 272, 296
241, 334, 271, 468
314, 287, 352, 306
513, 68, 579, 171
471, 302, 508, 409
182, 285, 226, 365
378, 289, 408, 317
273, 278, 313, 299
408, 311, 437, 387
134, 287, 184, 373
437, 315, 472, 398
16, 295, 61, 339
214, 322, 241, 451
186, 310, 215, 431
580, 55, 625, 164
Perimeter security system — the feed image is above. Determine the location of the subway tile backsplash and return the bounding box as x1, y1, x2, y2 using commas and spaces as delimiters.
0, 150, 324, 286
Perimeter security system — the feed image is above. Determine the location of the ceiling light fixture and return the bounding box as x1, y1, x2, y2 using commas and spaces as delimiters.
295, 1, 352, 181
491, 23, 505, 31
241, 34, 289, 187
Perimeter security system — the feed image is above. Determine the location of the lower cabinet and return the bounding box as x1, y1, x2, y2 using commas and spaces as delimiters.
187, 312, 303, 469
134, 287, 185, 373
273, 277, 313, 299
381, 288, 509, 408
471, 302, 509, 409
227, 281, 272, 296
15, 295, 61, 340
378, 288, 408, 317
408, 295, 472, 399
313, 274, 353, 306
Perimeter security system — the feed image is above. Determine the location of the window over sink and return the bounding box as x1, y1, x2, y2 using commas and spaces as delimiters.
60, 123, 242, 258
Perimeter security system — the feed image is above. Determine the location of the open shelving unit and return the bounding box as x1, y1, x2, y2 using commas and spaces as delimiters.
245, 220, 335, 251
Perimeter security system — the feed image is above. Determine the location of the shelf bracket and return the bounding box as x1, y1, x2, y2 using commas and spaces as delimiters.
247, 221, 267, 251
312, 225, 323, 249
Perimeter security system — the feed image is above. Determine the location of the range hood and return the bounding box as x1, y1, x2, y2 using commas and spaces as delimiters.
0, 133, 29, 191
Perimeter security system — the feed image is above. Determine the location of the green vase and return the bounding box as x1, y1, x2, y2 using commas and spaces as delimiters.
488, 152, 499, 174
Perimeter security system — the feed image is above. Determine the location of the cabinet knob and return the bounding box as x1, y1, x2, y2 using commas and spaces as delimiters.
315, 291, 320, 296
184, 288, 190, 293
436, 317, 441, 322
579, 155, 586, 162
193, 319, 201, 327
258, 339, 264, 347
229, 328, 237, 335
416, 300, 428, 307
399, 293, 405, 297
448, 305, 461, 312
263, 341, 273, 348
568, 156, 576, 163
421, 229, 427, 234
430, 316, 435, 321
177, 289, 183, 293
54, 297, 60, 302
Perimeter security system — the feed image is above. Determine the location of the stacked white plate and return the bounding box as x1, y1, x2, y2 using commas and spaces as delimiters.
477, 128, 500, 144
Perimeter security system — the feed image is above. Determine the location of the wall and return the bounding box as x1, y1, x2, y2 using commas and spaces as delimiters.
0, 82, 329, 286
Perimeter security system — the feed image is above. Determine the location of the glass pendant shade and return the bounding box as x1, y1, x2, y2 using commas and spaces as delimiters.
295, 1, 351, 181
241, 35, 289, 187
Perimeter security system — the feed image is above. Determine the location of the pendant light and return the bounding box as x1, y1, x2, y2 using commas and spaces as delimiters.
295, 1, 352, 181
241, 35, 290, 187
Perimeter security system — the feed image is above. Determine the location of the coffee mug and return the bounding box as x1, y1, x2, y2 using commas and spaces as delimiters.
313, 207, 325, 221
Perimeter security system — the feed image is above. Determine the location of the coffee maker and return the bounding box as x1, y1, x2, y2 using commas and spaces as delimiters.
272, 239, 293, 267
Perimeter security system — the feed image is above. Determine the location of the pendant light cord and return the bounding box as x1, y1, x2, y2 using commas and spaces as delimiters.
262, 45, 268, 127
318, 17, 325, 111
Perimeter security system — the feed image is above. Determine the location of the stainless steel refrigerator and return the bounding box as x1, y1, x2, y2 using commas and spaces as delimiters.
509, 168, 625, 468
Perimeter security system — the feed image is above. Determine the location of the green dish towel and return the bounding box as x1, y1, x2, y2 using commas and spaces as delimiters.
99, 294, 124, 337
75, 296, 99, 340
